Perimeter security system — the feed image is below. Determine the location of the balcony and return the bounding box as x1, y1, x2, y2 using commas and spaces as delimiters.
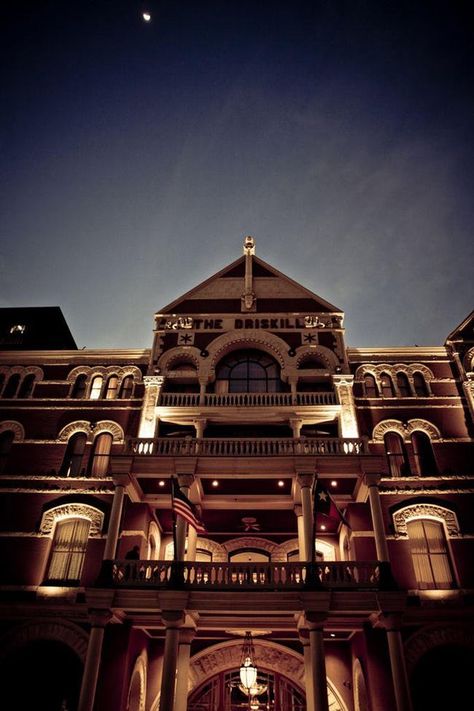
158, 391, 337, 407
108, 560, 389, 590
125, 436, 369, 457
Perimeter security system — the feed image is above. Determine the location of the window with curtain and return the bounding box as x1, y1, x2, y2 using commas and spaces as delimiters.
89, 375, 103, 400
216, 349, 282, 393
380, 372, 395, 397
119, 375, 134, 399
2, 374, 21, 398
413, 372, 429, 396
396, 372, 411, 397
60, 432, 87, 477
0, 430, 15, 474
411, 431, 438, 475
46, 517, 91, 583
384, 432, 410, 476
71, 374, 88, 398
17, 373, 36, 398
89, 432, 113, 476
104, 375, 119, 399
363, 373, 378, 397
406, 518, 454, 589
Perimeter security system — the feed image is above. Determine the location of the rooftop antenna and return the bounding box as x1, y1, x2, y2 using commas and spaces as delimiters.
241, 235, 256, 312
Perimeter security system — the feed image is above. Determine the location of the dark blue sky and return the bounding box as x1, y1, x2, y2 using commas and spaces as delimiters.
1, 0, 473, 349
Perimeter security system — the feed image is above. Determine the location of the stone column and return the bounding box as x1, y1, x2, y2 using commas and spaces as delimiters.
103, 479, 126, 560
291, 418, 303, 438
294, 504, 305, 561
376, 614, 413, 711
174, 628, 196, 711
193, 418, 207, 439
299, 630, 315, 711
159, 611, 185, 711
332, 374, 359, 438
138, 375, 164, 439
186, 523, 198, 562
462, 375, 474, 425
176, 474, 194, 561
288, 376, 298, 405
297, 473, 315, 562
306, 613, 329, 711
78, 610, 111, 711
364, 473, 390, 561
198, 379, 207, 406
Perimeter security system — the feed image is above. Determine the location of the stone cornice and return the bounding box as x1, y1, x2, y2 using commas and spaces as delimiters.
0, 349, 150, 364
347, 346, 448, 361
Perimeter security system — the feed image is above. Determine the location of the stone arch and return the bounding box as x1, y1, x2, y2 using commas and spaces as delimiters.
392, 502, 460, 538
40, 503, 105, 536
295, 344, 339, 372
67, 366, 91, 383
127, 649, 147, 711
222, 537, 280, 559
277, 537, 336, 562
0, 619, 89, 664
404, 624, 474, 675
353, 658, 369, 711
158, 347, 202, 374
462, 347, 474, 373
407, 419, 441, 440
57, 420, 92, 442
194, 537, 227, 562
93, 420, 124, 442
188, 639, 348, 711
372, 419, 406, 441
0, 420, 25, 441
147, 521, 161, 559
202, 330, 291, 380
22, 366, 44, 381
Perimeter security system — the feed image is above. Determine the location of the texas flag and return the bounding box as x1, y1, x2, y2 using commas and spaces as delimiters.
313, 479, 350, 528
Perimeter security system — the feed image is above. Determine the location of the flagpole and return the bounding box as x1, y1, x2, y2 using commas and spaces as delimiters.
170, 476, 178, 564
311, 476, 317, 565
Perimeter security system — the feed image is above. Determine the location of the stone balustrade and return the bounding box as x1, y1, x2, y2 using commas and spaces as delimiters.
158, 391, 336, 407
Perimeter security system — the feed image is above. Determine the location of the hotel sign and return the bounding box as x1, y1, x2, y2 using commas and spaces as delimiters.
156, 315, 341, 331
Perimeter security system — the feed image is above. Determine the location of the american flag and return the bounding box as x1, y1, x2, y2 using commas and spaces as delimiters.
171, 477, 205, 533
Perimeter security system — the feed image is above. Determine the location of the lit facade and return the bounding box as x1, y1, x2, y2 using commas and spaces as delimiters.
0, 238, 473, 711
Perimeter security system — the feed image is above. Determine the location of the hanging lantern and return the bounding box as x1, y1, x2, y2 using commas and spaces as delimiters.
239, 631, 258, 690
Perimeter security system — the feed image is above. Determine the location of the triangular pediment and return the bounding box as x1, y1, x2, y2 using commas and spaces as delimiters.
446, 310, 474, 344
158, 255, 342, 315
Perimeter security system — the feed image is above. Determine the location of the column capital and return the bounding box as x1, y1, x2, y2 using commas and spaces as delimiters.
162, 610, 186, 628
364, 472, 382, 488
332, 373, 354, 386
143, 375, 165, 388
305, 611, 329, 630
297, 473, 315, 489
179, 627, 197, 645
177, 473, 195, 489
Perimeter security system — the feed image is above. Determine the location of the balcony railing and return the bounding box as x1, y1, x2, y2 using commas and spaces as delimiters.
108, 560, 389, 590
126, 436, 368, 456
158, 391, 337, 407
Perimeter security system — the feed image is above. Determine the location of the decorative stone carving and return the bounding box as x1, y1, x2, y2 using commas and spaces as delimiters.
40, 503, 104, 536
0, 420, 25, 441
66, 365, 142, 384
158, 349, 201, 373
127, 650, 148, 711
94, 420, 124, 442
204, 330, 289, 375
393, 504, 460, 537
222, 537, 279, 558
195, 537, 226, 562
404, 625, 474, 673
57, 421, 92, 442
164, 316, 193, 330
407, 419, 441, 440
462, 347, 474, 373
333, 375, 359, 438
372, 418, 441, 441
295, 344, 339, 371
0, 619, 89, 664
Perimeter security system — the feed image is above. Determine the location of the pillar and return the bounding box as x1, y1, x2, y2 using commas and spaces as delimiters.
306, 613, 329, 711
193, 418, 206, 439
198, 379, 207, 406
294, 504, 306, 561
138, 375, 164, 438
103, 479, 126, 560
176, 474, 194, 561
299, 630, 315, 711
297, 473, 314, 562
174, 628, 196, 711
364, 473, 390, 561
376, 614, 413, 711
291, 418, 303, 438
78, 611, 111, 711
332, 374, 359, 438
186, 524, 198, 562
159, 611, 185, 711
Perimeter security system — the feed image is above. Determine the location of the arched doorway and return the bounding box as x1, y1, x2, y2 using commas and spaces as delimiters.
1, 638, 83, 710
411, 643, 474, 710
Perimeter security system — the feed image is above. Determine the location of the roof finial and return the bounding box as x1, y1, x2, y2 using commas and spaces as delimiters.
243, 235, 256, 255
242, 235, 256, 312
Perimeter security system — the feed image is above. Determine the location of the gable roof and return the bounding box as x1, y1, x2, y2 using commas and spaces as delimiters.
158, 255, 343, 315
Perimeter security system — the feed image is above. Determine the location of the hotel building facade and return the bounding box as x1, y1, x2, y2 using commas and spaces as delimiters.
0, 238, 473, 711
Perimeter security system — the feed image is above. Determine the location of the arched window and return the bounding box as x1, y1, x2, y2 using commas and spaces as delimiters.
0, 374, 5, 395
380, 372, 395, 397
384, 432, 410, 476
2, 374, 21, 398
411, 431, 438, 475
89, 375, 103, 400
413, 372, 429, 396
17, 373, 36, 398
363, 373, 378, 397
195, 548, 213, 563
104, 375, 119, 400
60, 432, 87, 477
71, 374, 88, 399
216, 350, 282, 393
89, 432, 113, 476
396, 372, 411, 397
45, 517, 91, 584
228, 549, 271, 563
406, 518, 455, 589
119, 375, 134, 399
0, 430, 15, 474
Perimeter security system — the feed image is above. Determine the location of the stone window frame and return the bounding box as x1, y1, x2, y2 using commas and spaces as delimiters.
371, 418, 441, 443
0, 366, 43, 399
57, 419, 124, 444
0, 420, 25, 441
355, 364, 433, 398
67, 366, 142, 399
392, 502, 460, 538
39, 502, 105, 537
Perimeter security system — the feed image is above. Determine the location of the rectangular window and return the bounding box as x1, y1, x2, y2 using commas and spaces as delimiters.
47, 518, 90, 583
407, 519, 454, 590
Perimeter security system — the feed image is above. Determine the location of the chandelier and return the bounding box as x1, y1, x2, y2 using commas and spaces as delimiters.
239, 631, 258, 690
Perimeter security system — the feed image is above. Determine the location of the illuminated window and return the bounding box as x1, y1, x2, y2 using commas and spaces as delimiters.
363, 373, 378, 397
406, 519, 454, 589
411, 431, 438, 475
413, 372, 429, 396
60, 432, 87, 477
17, 373, 36, 398
119, 375, 134, 399
9, 324, 25, 334
216, 350, 282, 393
71, 374, 88, 399
89, 432, 113, 476
380, 372, 395, 397
384, 432, 410, 476
46, 517, 90, 584
2, 374, 21, 398
104, 375, 119, 400
89, 375, 103, 400
396, 372, 411, 397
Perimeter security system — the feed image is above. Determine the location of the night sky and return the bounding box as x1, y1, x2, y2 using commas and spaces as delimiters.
2, 1, 473, 349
